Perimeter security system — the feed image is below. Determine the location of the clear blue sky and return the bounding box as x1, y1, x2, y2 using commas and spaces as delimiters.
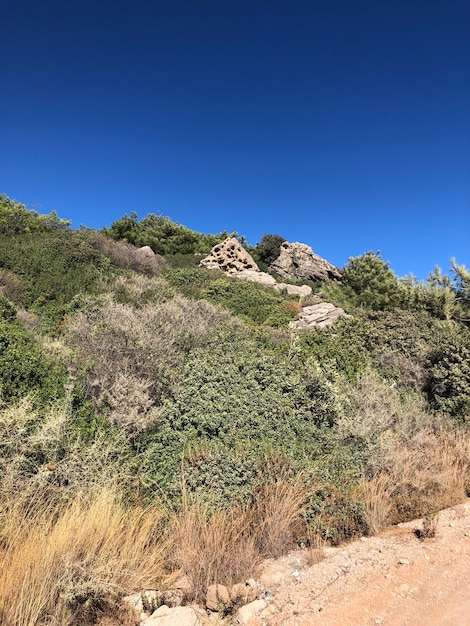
1, 0, 469, 279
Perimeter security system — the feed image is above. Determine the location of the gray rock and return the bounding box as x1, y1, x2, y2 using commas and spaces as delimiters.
137, 245, 155, 258
293, 302, 350, 329
230, 579, 258, 605
236, 269, 277, 286
122, 592, 144, 614
270, 241, 341, 282
273, 282, 312, 297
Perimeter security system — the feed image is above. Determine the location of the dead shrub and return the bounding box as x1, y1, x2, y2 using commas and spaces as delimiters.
86, 232, 166, 276
376, 352, 427, 391
338, 369, 436, 450
63, 297, 240, 432
0, 269, 26, 303
281, 300, 302, 318
414, 511, 439, 540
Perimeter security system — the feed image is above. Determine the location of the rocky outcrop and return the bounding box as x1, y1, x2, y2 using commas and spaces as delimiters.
200, 238, 259, 273
270, 242, 341, 282
236, 270, 312, 298
292, 302, 350, 329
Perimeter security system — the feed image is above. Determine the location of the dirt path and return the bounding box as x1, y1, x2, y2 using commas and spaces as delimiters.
252, 499, 470, 626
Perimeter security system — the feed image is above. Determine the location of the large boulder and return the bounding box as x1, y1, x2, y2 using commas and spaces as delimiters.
200, 238, 259, 274
270, 242, 341, 282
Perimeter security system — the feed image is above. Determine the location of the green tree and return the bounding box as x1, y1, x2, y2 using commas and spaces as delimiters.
427, 259, 470, 323
340, 251, 403, 310
0, 194, 70, 236
254, 234, 286, 266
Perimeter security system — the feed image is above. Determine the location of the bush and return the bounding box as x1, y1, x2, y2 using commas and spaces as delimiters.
102, 211, 235, 255
0, 295, 16, 322
166, 266, 297, 326
0, 229, 113, 325
63, 295, 242, 434
426, 338, 470, 420
338, 251, 404, 311
0, 318, 65, 405
137, 331, 342, 502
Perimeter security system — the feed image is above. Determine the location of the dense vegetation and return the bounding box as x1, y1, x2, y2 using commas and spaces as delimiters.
0, 193, 469, 625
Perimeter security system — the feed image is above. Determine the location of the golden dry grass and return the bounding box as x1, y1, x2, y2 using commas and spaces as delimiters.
356, 424, 470, 533
0, 476, 308, 624
0, 489, 169, 626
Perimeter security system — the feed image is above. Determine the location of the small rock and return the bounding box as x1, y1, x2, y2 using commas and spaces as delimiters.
206, 584, 231, 611
231, 580, 258, 604
142, 605, 205, 626
398, 558, 410, 565
123, 592, 143, 614
236, 599, 267, 624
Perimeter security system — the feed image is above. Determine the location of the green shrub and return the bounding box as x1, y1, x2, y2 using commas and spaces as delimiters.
0, 229, 112, 325
0, 296, 16, 322
295, 317, 369, 381
0, 319, 65, 405
102, 211, 235, 255
137, 331, 342, 502
426, 337, 470, 420
328, 251, 403, 311
167, 265, 297, 326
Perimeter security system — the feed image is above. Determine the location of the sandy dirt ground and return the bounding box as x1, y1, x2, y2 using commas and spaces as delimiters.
252, 499, 470, 626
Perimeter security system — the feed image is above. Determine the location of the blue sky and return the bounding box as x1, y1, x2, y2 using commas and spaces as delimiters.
1, 0, 469, 280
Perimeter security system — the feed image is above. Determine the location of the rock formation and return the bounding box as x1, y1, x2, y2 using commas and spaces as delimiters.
236, 270, 312, 298
292, 302, 350, 329
270, 242, 341, 282
200, 238, 259, 273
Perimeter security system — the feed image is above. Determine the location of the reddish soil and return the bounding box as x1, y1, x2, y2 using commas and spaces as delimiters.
252, 499, 470, 626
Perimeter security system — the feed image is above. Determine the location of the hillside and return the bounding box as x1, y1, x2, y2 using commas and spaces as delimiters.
0, 194, 469, 626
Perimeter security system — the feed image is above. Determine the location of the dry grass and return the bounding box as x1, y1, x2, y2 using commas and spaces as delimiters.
355, 473, 394, 535
0, 489, 169, 626
0, 476, 309, 624
251, 475, 307, 558
167, 502, 258, 604
167, 475, 307, 604
304, 534, 326, 566
355, 424, 470, 531
280, 300, 303, 318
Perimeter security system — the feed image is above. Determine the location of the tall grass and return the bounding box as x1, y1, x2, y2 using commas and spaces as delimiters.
0, 477, 308, 624
0, 489, 169, 626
